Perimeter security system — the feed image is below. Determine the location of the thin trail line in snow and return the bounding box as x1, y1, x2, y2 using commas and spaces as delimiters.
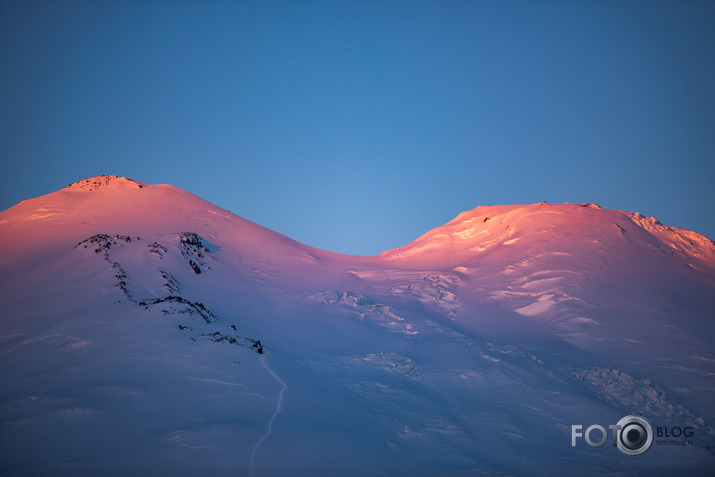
249, 354, 287, 477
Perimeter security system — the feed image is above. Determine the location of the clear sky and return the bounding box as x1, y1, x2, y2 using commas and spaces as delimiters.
2, 0, 714, 255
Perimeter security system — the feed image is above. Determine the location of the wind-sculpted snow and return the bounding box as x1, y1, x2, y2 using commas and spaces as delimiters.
1, 176, 715, 476
388, 273, 460, 319
350, 353, 422, 381
348, 270, 461, 319
573, 367, 714, 439
306, 290, 417, 335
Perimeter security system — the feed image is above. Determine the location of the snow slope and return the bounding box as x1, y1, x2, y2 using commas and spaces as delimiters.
1, 176, 714, 476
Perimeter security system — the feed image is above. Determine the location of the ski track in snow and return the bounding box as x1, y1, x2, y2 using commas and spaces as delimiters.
249, 354, 288, 477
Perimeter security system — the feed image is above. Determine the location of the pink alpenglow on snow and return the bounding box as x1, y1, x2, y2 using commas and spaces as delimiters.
1, 176, 714, 476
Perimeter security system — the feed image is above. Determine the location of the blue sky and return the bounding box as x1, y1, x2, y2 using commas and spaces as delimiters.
2, 0, 713, 255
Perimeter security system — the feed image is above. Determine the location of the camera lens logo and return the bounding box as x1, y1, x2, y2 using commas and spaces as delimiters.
571, 415, 655, 456
615, 415, 653, 456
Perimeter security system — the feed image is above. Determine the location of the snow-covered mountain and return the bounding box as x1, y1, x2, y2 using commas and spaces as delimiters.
1, 175, 714, 476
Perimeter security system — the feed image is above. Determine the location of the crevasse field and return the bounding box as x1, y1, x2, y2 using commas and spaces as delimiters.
1, 176, 714, 476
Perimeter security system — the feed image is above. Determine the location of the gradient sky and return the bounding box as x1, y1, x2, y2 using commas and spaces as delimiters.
2, 0, 714, 255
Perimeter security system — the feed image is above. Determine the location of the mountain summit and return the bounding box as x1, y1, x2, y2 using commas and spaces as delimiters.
380, 201, 714, 270
1, 176, 714, 476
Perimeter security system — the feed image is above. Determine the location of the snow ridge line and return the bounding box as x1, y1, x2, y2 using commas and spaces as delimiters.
249, 354, 288, 477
